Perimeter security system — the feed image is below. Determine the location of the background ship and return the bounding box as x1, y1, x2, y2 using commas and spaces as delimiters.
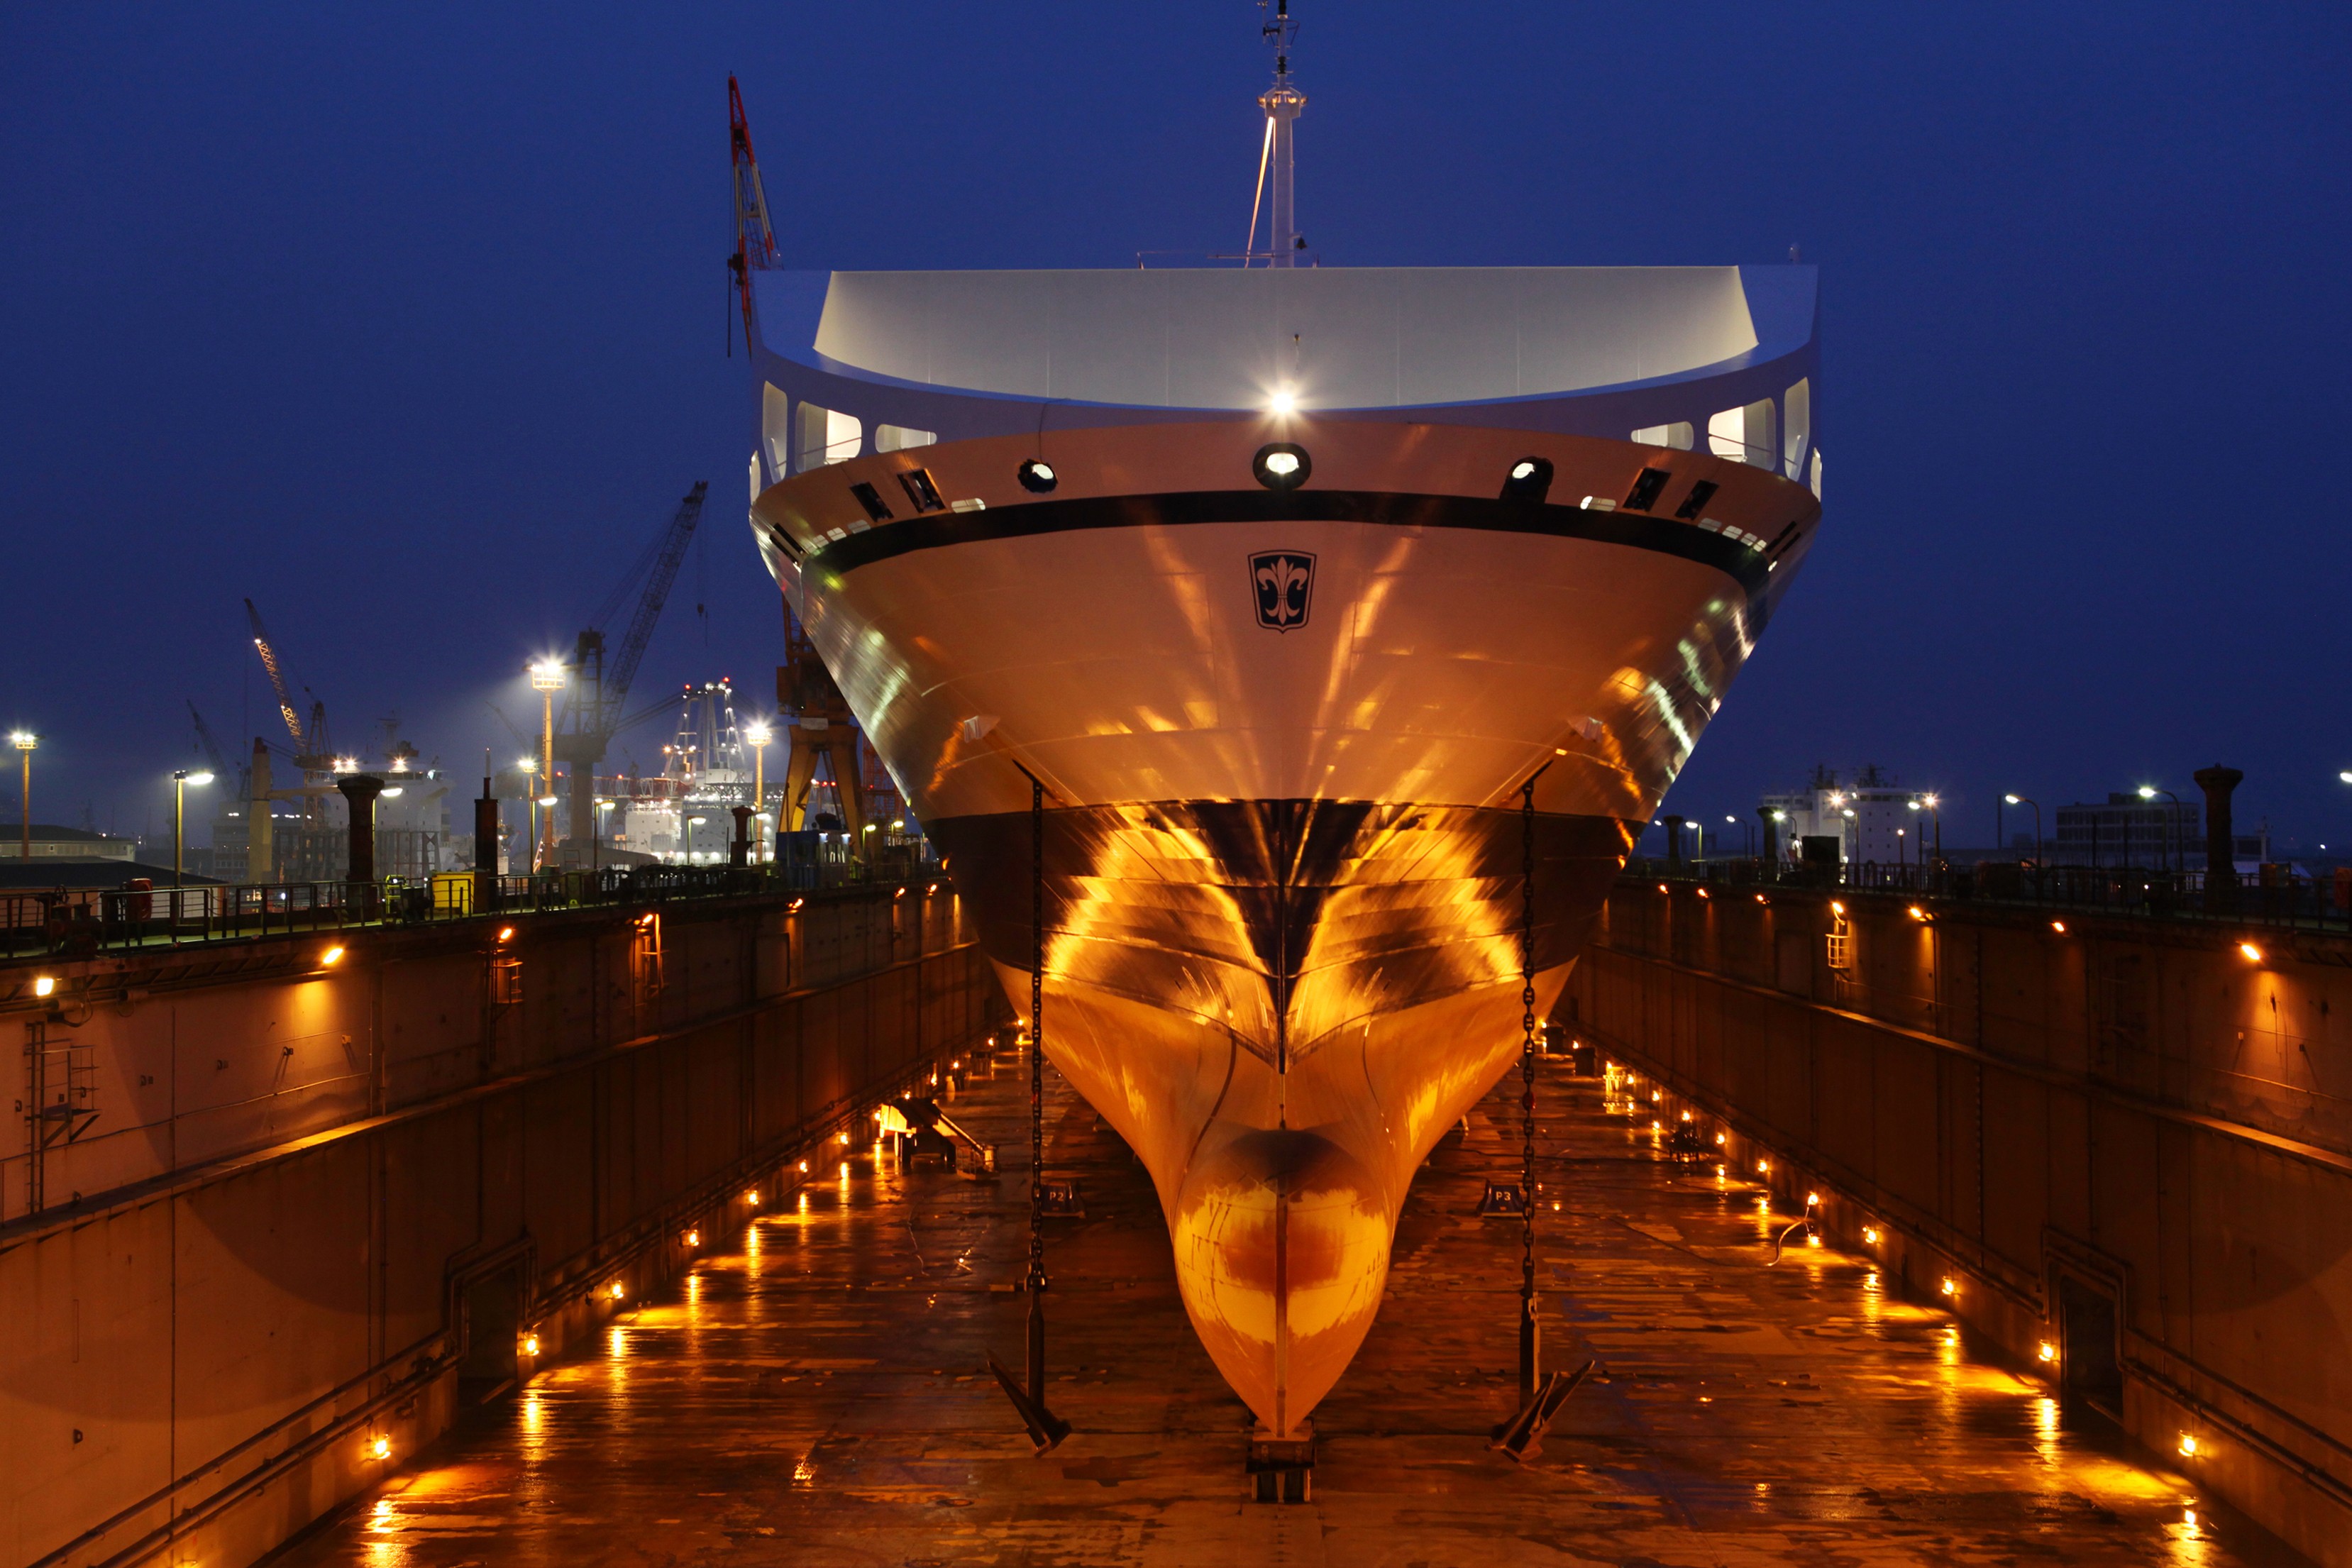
729, 33, 1823, 1437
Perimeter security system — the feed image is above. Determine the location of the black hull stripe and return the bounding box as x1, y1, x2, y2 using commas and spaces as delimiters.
811, 489, 1776, 595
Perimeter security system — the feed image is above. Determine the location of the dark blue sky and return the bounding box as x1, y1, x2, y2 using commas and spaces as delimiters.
6, 4, 2348, 852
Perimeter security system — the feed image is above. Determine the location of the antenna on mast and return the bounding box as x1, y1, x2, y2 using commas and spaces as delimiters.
1254, 0, 1305, 267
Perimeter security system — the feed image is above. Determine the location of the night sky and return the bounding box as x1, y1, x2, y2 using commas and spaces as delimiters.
6, 4, 2348, 856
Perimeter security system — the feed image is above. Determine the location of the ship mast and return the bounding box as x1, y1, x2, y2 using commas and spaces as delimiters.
1258, 1, 1305, 266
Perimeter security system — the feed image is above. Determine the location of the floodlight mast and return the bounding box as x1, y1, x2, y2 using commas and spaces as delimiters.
1259, 0, 1305, 266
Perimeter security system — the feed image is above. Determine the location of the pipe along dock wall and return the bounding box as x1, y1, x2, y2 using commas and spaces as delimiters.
1, 884, 998, 1568
1567, 878, 2352, 1567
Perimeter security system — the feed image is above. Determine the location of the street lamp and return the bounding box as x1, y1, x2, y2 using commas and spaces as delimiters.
1725, 815, 1755, 856
686, 815, 707, 865
2004, 794, 2043, 868
529, 661, 566, 873
2137, 785, 2183, 876
172, 768, 215, 888
10, 731, 34, 866
595, 798, 614, 872
744, 724, 772, 832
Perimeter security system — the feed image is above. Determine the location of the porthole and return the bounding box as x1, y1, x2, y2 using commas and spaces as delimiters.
1253, 443, 1311, 492
1500, 457, 1553, 504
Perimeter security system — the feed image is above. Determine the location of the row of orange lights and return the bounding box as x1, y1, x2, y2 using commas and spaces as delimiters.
356, 1059, 968, 1472
1638, 1061, 2212, 1470
1644, 883, 2271, 964
16, 888, 960, 1000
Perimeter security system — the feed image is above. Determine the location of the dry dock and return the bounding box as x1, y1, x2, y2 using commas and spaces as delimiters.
272, 1040, 2290, 1567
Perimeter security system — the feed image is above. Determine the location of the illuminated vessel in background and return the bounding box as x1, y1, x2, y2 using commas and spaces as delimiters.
727, 25, 1823, 1435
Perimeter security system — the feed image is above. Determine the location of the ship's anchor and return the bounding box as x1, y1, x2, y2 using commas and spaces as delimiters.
1490, 764, 1594, 1463
988, 774, 1073, 1452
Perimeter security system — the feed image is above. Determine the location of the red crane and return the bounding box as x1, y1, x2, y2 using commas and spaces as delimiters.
728, 75, 778, 341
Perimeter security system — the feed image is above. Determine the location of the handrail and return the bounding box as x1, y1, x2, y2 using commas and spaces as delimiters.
1625, 855, 2351, 935
1, 857, 946, 963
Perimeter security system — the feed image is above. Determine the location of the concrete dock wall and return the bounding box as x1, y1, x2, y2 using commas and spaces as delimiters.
1, 884, 997, 1568
1567, 879, 2352, 1567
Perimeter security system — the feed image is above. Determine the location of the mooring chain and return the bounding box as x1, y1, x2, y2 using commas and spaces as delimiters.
1519, 776, 1538, 1358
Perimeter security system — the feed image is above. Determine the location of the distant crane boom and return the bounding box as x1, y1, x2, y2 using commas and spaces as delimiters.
187, 700, 229, 778
607, 482, 707, 730
729, 75, 778, 336
245, 599, 307, 749
553, 482, 710, 853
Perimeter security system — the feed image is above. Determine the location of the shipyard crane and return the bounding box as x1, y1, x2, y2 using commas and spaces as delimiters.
553, 482, 710, 852
728, 74, 778, 343
730, 77, 875, 856
244, 599, 333, 773
185, 700, 247, 796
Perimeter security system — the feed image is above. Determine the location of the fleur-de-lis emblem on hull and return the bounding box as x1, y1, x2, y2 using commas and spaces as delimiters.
1249, 551, 1315, 631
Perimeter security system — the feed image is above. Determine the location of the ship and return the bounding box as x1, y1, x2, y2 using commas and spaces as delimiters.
727, 20, 1822, 1441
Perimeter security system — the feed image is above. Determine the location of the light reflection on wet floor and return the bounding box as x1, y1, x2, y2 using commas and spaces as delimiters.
291, 1049, 2304, 1567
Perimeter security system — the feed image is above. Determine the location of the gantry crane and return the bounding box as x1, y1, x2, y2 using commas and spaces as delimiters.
553, 482, 710, 853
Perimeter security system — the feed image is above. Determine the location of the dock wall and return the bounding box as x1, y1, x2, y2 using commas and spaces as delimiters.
1, 884, 998, 1568
1567, 879, 2352, 1567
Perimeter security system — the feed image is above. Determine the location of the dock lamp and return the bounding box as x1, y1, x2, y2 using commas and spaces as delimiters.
2136, 786, 2184, 876
10, 731, 33, 866
744, 724, 772, 854
529, 662, 566, 871
2003, 794, 2043, 869
171, 768, 215, 888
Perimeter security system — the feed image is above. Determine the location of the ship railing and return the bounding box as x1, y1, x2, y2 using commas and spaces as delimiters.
1624, 856, 2352, 933
0, 856, 946, 961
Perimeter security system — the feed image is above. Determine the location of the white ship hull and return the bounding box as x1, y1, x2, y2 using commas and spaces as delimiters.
750, 404, 1820, 1430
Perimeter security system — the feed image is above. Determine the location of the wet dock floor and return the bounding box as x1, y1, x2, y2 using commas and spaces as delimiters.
282, 1046, 2301, 1567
